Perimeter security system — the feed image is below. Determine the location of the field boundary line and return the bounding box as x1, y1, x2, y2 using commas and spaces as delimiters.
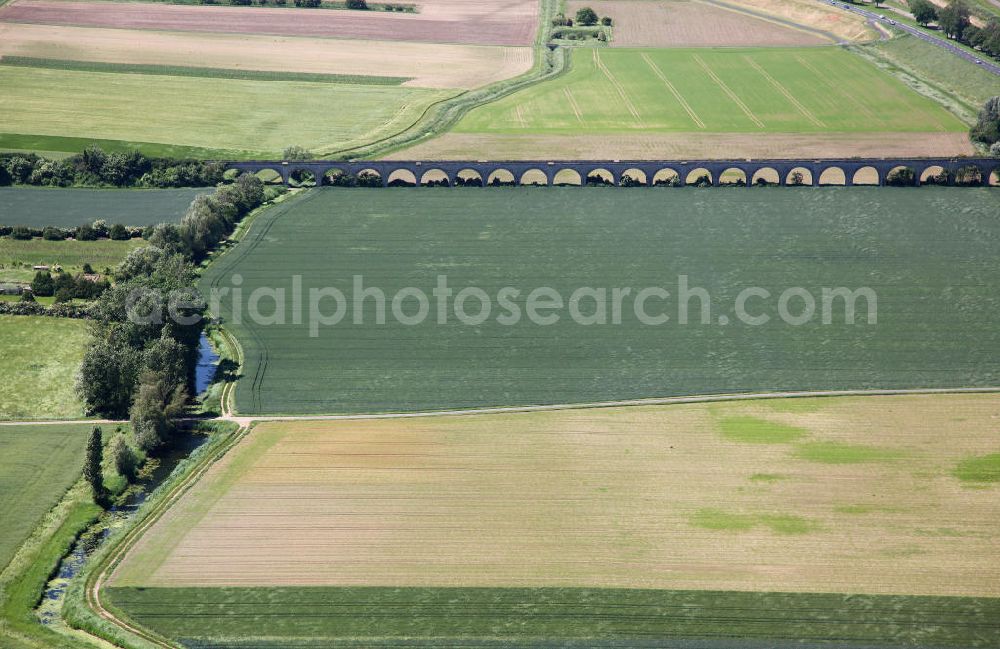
691, 54, 765, 129
593, 49, 643, 126
640, 53, 705, 129
231, 387, 1000, 424
793, 54, 876, 120
562, 87, 584, 123
743, 55, 826, 127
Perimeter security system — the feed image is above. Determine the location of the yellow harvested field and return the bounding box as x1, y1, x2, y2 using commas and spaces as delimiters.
568, 0, 830, 47
730, 0, 876, 42
385, 131, 976, 160
113, 395, 1000, 597
0, 23, 533, 89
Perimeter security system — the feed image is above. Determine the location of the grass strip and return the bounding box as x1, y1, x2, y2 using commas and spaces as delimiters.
0, 481, 101, 649
0, 57, 411, 86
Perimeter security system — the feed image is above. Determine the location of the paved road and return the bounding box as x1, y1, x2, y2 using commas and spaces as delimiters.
830, 0, 1000, 75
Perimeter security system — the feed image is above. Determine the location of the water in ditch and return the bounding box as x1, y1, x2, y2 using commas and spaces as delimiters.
36, 333, 220, 629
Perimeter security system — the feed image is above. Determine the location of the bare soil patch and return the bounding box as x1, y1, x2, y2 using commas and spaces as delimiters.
0, 0, 539, 45
0, 22, 532, 89
114, 395, 1000, 597
727, 0, 875, 42
568, 0, 829, 47
385, 131, 975, 159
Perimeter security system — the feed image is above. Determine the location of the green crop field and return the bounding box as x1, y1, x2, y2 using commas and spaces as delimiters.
0, 315, 90, 420
104, 586, 1000, 648
0, 66, 455, 159
453, 46, 965, 134
201, 188, 1000, 415
0, 187, 207, 227
0, 423, 95, 569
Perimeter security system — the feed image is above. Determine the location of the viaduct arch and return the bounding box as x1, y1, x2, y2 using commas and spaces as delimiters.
224, 159, 998, 188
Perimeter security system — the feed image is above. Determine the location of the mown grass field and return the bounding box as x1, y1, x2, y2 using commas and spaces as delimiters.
202, 188, 1000, 415
0, 423, 95, 569
0, 66, 456, 158
856, 34, 1000, 119
0, 315, 90, 419
0, 238, 146, 282
108, 394, 1000, 646
0, 187, 206, 227
454, 46, 965, 135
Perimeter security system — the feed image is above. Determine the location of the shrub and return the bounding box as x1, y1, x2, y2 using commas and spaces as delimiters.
42, 226, 66, 241
54, 286, 75, 303
11, 225, 33, 240
108, 223, 130, 240
282, 145, 314, 161
954, 165, 983, 186
109, 433, 139, 482
346, 0, 368, 8
356, 171, 382, 187
601, 16, 612, 26
75, 223, 97, 241
886, 167, 916, 186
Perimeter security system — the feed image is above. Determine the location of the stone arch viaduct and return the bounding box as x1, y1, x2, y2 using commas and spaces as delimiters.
224, 158, 999, 187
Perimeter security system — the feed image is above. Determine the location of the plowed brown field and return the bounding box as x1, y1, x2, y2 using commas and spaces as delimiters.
0, 0, 539, 45
0, 23, 533, 89
112, 395, 1000, 597
568, 0, 829, 47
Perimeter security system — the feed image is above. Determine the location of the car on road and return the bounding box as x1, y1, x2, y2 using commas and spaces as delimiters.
975, 59, 984, 64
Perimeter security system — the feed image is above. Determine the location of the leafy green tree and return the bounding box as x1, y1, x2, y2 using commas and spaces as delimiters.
77, 334, 143, 418
971, 96, 1000, 146
600, 15, 612, 25
130, 371, 189, 453
31, 271, 55, 297
938, 0, 970, 38
346, 0, 367, 8
575, 6, 598, 25
908, 0, 938, 25
84, 426, 107, 506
